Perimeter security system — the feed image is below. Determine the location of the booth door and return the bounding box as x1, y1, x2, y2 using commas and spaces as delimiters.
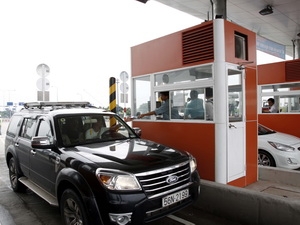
227, 68, 246, 182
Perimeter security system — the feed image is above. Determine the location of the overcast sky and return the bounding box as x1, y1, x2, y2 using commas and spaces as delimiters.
0, 0, 202, 107
0, 0, 288, 107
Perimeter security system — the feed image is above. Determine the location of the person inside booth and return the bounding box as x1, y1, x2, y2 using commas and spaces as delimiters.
262, 98, 279, 113
184, 90, 204, 119
205, 87, 214, 120
137, 91, 180, 120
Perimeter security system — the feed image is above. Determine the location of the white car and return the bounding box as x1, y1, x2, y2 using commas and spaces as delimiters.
258, 124, 300, 170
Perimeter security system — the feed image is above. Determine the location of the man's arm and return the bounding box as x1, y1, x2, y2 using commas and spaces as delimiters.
138, 111, 156, 119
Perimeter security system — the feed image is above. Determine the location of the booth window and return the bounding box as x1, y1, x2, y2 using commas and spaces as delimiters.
155, 65, 212, 86
259, 82, 300, 113
133, 64, 214, 121
228, 70, 243, 122
171, 89, 206, 120
134, 76, 151, 118
150, 89, 211, 120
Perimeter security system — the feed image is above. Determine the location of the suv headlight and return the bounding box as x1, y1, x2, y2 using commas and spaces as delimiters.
187, 153, 197, 173
268, 141, 295, 152
96, 169, 141, 191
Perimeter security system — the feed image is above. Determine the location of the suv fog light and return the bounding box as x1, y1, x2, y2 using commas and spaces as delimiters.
109, 213, 132, 225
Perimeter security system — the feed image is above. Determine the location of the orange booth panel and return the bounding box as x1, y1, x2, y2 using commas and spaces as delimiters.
245, 67, 258, 121
258, 61, 287, 85
258, 114, 300, 138
131, 21, 215, 77
133, 121, 216, 181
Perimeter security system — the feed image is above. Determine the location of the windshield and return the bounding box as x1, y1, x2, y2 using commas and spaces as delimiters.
56, 114, 137, 147
258, 124, 276, 135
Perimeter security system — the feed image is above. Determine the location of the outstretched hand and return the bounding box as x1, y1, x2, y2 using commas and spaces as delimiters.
124, 116, 135, 122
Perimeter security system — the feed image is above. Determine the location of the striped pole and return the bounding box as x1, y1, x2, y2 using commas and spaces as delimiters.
109, 77, 117, 126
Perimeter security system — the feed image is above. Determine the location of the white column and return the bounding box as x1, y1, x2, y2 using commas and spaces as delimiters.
214, 19, 228, 184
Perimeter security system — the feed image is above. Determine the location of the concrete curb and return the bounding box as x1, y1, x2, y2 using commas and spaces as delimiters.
195, 167, 300, 225
259, 166, 300, 186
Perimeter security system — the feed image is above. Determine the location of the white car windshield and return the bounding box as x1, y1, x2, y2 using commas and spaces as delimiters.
258, 124, 276, 135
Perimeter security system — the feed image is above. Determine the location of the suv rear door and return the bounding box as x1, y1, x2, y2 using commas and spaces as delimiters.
16, 117, 37, 178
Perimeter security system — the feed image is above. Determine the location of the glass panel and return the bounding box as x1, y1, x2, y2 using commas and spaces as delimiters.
155, 65, 212, 86
180, 89, 205, 120
155, 91, 181, 120
260, 82, 300, 113
279, 96, 300, 113
262, 96, 300, 113
134, 76, 151, 119
164, 88, 214, 121
228, 70, 243, 122
171, 90, 185, 119
261, 97, 279, 113
262, 83, 300, 92
205, 87, 214, 121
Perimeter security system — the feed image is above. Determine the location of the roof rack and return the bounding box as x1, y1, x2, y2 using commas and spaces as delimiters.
24, 101, 91, 109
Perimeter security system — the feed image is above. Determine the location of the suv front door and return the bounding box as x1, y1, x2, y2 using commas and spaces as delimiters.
30, 118, 58, 195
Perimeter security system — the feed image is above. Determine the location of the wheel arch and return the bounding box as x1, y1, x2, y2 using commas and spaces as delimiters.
258, 148, 277, 167
56, 168, 103, 224
5, 149, 23, 175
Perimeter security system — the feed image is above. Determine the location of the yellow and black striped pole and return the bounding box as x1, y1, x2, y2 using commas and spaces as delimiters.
109, 77, 117, 126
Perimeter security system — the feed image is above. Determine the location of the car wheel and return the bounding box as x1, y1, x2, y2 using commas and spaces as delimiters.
258, 150, 276, 167
8, 157, 26, 192
60, 189, 88, 225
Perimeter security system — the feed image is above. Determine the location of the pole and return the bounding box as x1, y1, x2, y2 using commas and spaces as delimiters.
109, 77, 117, 126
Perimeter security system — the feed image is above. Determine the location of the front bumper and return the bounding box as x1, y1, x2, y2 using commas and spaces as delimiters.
273, 150, 300, 169
95, 171, 200, 225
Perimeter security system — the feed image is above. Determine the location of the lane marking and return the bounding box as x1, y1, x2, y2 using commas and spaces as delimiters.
167, 215, 195, 225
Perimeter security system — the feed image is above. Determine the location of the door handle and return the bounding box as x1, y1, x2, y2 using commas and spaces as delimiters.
30, 150, 36, 156
229, 124, 237, 129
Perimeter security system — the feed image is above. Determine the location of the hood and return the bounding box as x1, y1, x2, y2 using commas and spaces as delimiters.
67, 139, 189, 172
259, 132, 300, 146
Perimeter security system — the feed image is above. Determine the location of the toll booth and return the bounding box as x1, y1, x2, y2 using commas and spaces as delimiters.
131, 19, 257, 187
258, 59, 300, 137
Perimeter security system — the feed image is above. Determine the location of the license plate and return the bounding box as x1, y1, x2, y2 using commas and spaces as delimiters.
162, 189, 189, 207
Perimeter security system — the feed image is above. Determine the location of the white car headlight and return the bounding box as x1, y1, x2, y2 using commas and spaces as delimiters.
96, 169, 141, 191
268, 141, 295, 152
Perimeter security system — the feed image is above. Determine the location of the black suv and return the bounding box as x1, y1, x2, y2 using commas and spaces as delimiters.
5, 102, 200, 225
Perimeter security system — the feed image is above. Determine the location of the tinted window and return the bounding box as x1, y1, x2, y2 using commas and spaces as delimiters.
6, 115, 22, 137
20, 118, 37, 140
37, 120, 53, 143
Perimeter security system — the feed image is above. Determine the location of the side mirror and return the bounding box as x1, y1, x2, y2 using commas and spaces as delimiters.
132, 127, 142, 137
31, 136, 54, 149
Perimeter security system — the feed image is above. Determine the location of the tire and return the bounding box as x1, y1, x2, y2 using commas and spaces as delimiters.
60, 189, 89, 225
8, 157, 27, 192
258, 150, 276, 167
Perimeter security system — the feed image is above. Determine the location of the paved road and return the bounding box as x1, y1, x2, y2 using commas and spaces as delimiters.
0, 121, 243, 225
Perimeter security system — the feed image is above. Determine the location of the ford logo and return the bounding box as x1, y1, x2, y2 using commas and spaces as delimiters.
166, 175, 179, 184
